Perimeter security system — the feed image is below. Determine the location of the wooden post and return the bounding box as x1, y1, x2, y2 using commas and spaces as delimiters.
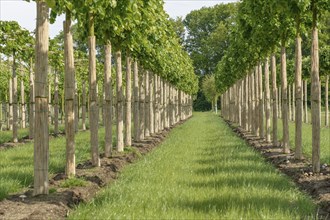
34, 0, 49, 195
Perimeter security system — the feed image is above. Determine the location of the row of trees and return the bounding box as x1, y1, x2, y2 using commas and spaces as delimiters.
216, 0, 329, 173
1, 0, 198, 195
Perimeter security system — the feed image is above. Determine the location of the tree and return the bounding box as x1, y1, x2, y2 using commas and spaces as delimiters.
34, 0, 50, 195
201, 74, 219, 113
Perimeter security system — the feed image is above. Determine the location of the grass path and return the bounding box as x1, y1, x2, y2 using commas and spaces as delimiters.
70, 112, 315, 219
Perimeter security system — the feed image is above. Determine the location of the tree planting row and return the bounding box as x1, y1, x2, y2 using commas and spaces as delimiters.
1, 0, 198, 196
216, 0, 329, 174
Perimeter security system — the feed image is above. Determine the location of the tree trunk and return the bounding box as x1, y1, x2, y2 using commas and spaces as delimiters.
325, 75, 329, 127
139, 71, 145, 140
144, 71, 150, 137
74, 81, 79, 132
281, 44, 290, 153
292, 83, 295, 120
175, 88, 179, 123
295, 33, 303, 160
305, 80, 308, 123
88, 12, 100, 166
244, 76, 249, 131
271, 54, 278, 146
116, 50, 124, 151
289, 84, 292, 121
48, 78, 52, 124
133, 61, 139, 141
21, 78, 26, 129
9, 78, 13, 131
125, 52, 132, 146
160, 78, 165, 129
264, 58, 271, 142
279, 87, 282, 119
82, 81, 86, 131
104, 42, 112, 157
311, 2, 321, 173
238, 81, 242, 126
164, 81, 169, 129
64, 15, 76, 177
255, 67, 260, 135
149, 73, 154, 134
34, 0, 49, 195
250, 72, 254, 133
29, 59, 35, 139
169, 85, 174, 126
154, 75, 159, 132
258, 63, 264, 139
251, 69, 257, 135
12, 54, 18, 143
54, 69, 59, 135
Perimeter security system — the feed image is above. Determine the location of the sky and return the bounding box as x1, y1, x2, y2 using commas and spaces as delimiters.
0, 0, 238, 38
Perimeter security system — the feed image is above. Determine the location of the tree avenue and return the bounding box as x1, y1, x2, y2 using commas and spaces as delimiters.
215, 0, 329, 174
0, 0, 197, 195
2, 0, 327, 202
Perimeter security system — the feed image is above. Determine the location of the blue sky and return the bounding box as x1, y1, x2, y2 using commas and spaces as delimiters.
0, 0, 238, 38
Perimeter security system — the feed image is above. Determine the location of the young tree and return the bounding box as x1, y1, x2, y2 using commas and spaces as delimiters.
34, 0, 50, 195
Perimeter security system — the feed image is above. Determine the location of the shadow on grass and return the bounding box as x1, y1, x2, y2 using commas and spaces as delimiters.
194, 163, 273, 176
182, 174, 290, 191
175, 194, 312, 216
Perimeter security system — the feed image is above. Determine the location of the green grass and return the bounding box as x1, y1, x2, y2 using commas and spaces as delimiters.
276, 118, 330, 163
0, 126, 106, 200
60, 177, 89, 188
69, 112, 315, 219
0, 128, 29, 144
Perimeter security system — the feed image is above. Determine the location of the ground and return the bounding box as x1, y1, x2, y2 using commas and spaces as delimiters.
0, 113, 329, 219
